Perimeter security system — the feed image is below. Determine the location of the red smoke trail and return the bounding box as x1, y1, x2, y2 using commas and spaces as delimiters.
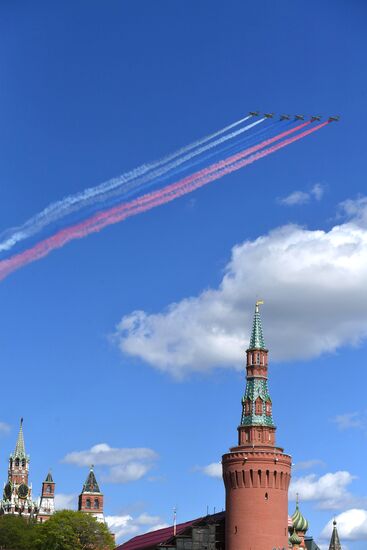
0, 122, 328, 282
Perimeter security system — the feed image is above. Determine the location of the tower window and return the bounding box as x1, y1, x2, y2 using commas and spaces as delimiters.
255, 397, 263, 415
46, 485, 51, 494
86, 499, 91, 509
256, 353, 260, 364
94, 499, 99, 509
22, 459, 26, 468
265, 401, 272, 416
15, 459, 19, 467
244, 400, 252, 416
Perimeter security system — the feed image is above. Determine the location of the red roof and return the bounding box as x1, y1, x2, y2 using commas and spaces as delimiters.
116, 513, 225, 550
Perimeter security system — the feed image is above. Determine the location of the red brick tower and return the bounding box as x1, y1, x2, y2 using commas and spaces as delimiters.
222, 301, 292, 550
78, 466, 104, 522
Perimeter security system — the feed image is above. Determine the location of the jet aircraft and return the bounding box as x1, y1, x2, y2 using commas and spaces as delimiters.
310, 116, 322, 122
328, 116, 340, 122
295, 114, 305, 120
264, 113, 274, 118
280, 114, 290, 120
249, 111, 260, 116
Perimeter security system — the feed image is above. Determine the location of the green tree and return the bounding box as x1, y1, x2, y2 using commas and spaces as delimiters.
34, 511, 115, 550
0, 514, 39, 550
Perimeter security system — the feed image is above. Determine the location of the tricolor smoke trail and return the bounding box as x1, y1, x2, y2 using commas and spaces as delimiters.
0, 120, 328, 282
0, 115, 261, 254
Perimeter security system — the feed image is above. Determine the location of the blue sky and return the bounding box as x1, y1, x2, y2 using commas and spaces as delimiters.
1, 0, 367, 547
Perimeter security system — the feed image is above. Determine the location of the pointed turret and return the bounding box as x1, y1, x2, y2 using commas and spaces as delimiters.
329, 520, 342, 550
222, 301, 292, 550
249, 300, 266, 349
82, 467, 101, 493
38, 470, 55, 523
45, 471, 54, 483
1, 418, 37, 519
239, 301, 276, 444
78, 466, 104, 522
13, 418, 26, 460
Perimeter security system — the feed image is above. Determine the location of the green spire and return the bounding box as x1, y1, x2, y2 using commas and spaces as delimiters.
45, 471, 54, 483
82, 466, 101, 494
13, 418, 26, 460
249, 300, 266, 350
329, 520, 342, 550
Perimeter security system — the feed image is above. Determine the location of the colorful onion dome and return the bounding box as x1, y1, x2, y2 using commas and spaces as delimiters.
289, 528, 302, 546
291, 498, 309, 533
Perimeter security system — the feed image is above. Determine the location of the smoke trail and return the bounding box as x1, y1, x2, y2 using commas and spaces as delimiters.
0, 116, 260, 254
0, 122, 328, 282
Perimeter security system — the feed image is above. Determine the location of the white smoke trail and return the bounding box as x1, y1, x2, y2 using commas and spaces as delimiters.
0, 115, 262, 253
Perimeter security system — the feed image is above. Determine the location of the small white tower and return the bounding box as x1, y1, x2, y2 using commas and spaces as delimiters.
38, 471, 55, 522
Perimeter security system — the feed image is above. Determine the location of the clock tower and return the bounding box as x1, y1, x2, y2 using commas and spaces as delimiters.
1, 418, 38, 517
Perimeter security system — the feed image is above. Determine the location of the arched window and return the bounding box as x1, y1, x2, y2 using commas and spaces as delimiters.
22, 459, 26, 468
244, 399, 251, 416
94, 499, 99, 509
86, 499, 91, 509
46, 485, 52, 494
15, 458, 19, 467
255, 397, 263, 415
256, 353, 260, 364
265, 401, 272, 416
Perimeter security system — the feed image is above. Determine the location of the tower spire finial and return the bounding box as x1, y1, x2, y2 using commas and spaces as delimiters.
329, 518, 342, 550
13, 417, 26, 459
249, 300, 266, 350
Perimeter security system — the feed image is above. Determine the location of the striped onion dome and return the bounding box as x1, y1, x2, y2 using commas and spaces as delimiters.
291, 501, 309, 533
289, 529, 302, 546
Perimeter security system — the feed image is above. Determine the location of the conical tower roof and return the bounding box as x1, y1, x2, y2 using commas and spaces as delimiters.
329, 520, 342, 550
12, 418, 27, 460
248, 300, 266, 349
82, 466, 101, 494
45, 471, 54, 483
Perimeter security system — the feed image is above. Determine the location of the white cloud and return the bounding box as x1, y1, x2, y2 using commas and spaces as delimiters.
0, 422, 10, 434
106, 513, 168, 543
63, 443, 158, 484
279, 190, 310, 205
196, 462, 222, 478
289, 471, 355, 509
293, 459, 325, 471
321, 509, 367, 541
311, 183, 325, 201
54, 493, 77, 510
333, 412, 365, 430
278, 183, 325, 206
114, 198, 367, 378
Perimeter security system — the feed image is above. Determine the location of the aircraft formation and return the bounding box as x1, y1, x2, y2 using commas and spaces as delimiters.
249, 111, 340, 122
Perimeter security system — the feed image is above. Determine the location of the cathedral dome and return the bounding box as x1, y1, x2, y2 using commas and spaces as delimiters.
289, 528, 302, 546
291, 500, 309, 533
